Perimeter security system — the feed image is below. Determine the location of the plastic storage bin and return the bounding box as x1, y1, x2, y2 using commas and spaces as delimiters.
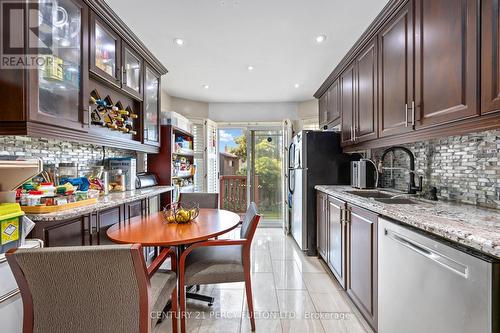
0, 203, 24, 254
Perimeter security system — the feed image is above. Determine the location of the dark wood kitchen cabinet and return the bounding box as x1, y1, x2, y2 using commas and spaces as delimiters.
481, 0, 500, 115
378, 1, 414, 138
0, 0, 89, 132
124, 199, 145, 220
327, 79, 341, 125
341, 63, 356, 144
319, 92, 328, 129
355, 37, 378, 142
90, 11, 122, 87
143, 65, 161, 146
315, 0, 500, 151
0, 0, 166, 154
316, 192, 328, 260
37, 217, 86, 247
347, 204, 378, 331
414, 0, 479, 127
327, 196, 347, 289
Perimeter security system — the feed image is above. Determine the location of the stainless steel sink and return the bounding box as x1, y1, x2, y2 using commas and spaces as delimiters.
374, 198, 418, 204
346, 190, 394, 199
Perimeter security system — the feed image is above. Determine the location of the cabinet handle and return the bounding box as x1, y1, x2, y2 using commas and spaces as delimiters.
122, 66, 127, 85
405, 103, 409, 127
87, 106, 92, 125
411, 101, 415, 126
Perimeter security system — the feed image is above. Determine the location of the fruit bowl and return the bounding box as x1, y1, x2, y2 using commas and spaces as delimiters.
163, 202, 199, 224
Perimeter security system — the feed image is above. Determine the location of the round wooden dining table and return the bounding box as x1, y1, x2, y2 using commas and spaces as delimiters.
106, 208, 241, 306
107, 208, 241, 246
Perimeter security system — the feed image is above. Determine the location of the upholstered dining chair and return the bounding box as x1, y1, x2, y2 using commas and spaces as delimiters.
178, 192, 219, 209
178, 202, 261, 332
6, 244, 178, 333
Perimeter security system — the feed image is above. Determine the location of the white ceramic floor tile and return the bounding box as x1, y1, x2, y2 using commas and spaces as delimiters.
320, 313, 368, 333
302, 273, 343, 293
272, 260, 306, 290
309, 290, 353, 313
180, 228, 371, 333
244, 272, 279, 311
251, 250, 273, 272
240, 313, 283, 333
294, 256, 327, 273
281, 318, 325, 333
197, 318, 242, 333
276, 290, 316, 318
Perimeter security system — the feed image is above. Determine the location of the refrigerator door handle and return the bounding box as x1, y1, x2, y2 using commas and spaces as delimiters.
288, 143, 295, 169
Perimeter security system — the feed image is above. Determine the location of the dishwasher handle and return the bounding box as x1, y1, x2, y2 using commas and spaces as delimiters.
385, 228, 469, 278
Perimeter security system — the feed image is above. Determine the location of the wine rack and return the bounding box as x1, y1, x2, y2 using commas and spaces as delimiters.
89, 89, 138, 135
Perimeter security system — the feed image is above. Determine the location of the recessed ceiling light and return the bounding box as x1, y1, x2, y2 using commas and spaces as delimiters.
294, 83, 300, 88
247, 65, 254, 71
202, 84, 210, 89
174, 38, 184, 46
315, 34, 327, 44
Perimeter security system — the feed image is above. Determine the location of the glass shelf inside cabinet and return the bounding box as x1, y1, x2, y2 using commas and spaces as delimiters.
37, 0, 82, 121
95, 23, 117, 78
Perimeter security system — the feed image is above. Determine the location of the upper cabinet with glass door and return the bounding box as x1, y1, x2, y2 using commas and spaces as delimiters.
121, 44, 143, 99
143, 66, 160, 146
90, 12, 121, 86
29, 0, 88, 131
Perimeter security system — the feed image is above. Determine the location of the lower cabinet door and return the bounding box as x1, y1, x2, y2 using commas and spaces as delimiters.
347, 204, 378, 330
96, 206, 123, 245
124, 200, 144, 220
43, 218, 85, 247
327, 196, 347, 289
316, 192, 328, 260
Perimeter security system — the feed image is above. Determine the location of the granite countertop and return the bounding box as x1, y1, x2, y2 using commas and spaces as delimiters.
26, 186, 174, 222
315, 185, 500, 259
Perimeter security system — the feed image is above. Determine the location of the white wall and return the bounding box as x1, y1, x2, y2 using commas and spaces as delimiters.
293, 100, 318, 132
161, 89, 209, 119
208, 102, 298, 123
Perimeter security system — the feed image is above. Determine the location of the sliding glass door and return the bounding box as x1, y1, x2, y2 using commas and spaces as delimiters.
247, 129, 284, 227
218, 126, 284, 227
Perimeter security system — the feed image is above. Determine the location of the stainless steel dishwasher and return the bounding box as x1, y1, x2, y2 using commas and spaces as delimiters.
378, 218, 499, 333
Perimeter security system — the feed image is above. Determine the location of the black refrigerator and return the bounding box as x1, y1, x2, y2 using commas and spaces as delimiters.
288, 131, 352, 256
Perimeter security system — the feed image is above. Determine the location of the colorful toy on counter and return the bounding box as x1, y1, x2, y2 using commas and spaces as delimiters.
58, 177, 90, 191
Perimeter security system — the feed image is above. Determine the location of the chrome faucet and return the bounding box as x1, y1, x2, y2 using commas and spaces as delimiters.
377, 146, 423, 195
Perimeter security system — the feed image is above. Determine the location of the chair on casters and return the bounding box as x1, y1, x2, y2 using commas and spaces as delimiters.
178, 202, 261, 332
6, 244, 178, 333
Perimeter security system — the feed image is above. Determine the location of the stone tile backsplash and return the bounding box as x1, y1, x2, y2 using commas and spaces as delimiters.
371, 130, 500, 209
0, 136, 136, 176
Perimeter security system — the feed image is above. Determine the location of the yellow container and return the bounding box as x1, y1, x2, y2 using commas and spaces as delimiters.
0, 203, 24, 253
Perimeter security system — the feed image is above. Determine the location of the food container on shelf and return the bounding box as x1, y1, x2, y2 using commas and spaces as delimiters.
109, 169, 126, 192
58, 163, 79, 180
26, 191, 44, 206
37, 182, 55, 195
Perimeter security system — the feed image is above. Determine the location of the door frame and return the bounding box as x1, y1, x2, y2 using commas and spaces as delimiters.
217, 123, 285, 228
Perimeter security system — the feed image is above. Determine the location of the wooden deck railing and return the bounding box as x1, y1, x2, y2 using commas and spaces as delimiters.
219, 175, 248, 213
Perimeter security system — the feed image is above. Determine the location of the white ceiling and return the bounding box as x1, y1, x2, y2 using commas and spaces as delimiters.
106, 0, 389, 103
